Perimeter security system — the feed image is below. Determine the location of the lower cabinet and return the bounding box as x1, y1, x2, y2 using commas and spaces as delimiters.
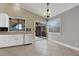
8, 35, 24, 46
0, 35, 9, 47
0, 35, 24, 48
24, 34, 33, 44
0, 34, 33, 48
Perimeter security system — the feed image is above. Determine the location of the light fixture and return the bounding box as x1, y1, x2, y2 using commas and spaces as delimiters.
44, 3, 51, 21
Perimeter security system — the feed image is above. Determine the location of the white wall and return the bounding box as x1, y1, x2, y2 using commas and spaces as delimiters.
48, 5, 79, 49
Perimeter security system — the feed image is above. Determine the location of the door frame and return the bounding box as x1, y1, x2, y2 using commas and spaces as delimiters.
34, 21, 48, 40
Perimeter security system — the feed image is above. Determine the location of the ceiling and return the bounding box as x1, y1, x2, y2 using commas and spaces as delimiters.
18, 3, 79, 18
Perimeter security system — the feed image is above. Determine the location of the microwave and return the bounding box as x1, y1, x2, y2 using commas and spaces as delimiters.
0, 27, 8, 32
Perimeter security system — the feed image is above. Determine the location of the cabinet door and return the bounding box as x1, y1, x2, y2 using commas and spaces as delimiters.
0, 35, 9, 47
0, 13, 9, 27
17, 34, 24, 45
25, 34, 33, 44
8, 35, 23, 46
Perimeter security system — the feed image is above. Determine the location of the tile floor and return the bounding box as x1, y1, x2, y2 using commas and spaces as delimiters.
0, 40, 79, 56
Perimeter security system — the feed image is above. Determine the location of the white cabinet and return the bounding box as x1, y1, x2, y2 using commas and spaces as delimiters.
0, 34, 33, 48
0, 13, 9, 27
8, 35, 23, 46
0, 35, 9, 47
0, 35, 23, 48
25, 34, 33, 44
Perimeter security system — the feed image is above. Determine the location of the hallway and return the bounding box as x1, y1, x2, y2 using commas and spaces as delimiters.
0, 40, 79, 56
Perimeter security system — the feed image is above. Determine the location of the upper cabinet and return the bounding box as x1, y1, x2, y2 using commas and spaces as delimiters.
0, 13, 9, 27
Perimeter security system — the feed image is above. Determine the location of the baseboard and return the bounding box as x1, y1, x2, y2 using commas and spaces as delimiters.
49, 39, 79, 51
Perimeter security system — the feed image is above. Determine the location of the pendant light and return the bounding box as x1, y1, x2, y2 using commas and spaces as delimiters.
44, 3, 51, 21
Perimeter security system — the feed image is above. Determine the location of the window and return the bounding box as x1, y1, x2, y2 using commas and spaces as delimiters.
9, 17, 25, 31
47, 18, 61, 33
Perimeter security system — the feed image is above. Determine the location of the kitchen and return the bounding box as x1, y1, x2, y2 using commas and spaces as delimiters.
0, 13, 33, 48
0, 3, 46, 48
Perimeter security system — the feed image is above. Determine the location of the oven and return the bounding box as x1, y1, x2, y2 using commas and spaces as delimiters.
0, 27, 8, 32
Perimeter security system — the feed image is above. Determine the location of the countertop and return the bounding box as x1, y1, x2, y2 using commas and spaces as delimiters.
0, 32, 33, 35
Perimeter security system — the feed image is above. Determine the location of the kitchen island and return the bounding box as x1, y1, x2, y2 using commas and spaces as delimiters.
0, 32, 33, 48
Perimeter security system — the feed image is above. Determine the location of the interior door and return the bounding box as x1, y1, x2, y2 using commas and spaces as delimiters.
36, 26, 41, 37
35, 22, 46, 39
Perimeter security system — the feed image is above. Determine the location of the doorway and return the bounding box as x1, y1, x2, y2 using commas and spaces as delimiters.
34, 21, 47, 41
